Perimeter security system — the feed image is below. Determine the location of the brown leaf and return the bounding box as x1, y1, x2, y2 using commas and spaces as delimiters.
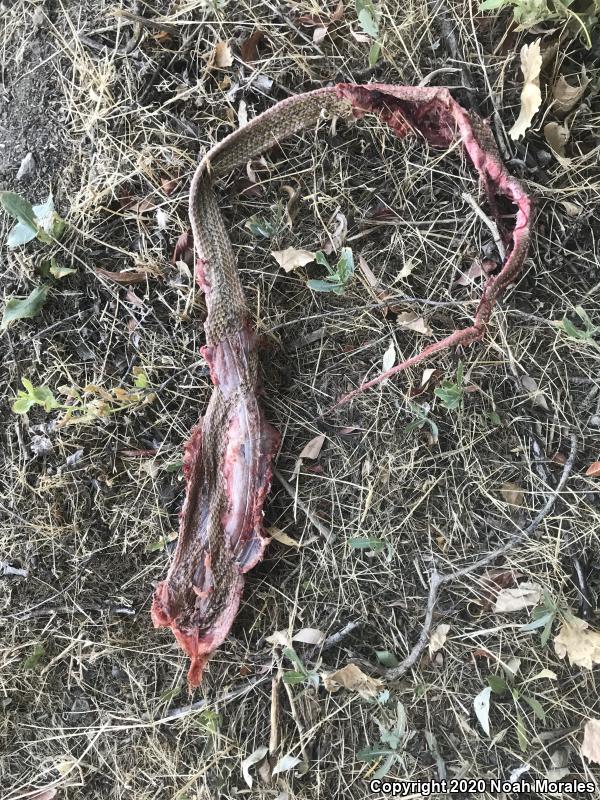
271, 247, 315, 273
455, 260, 485, 286
322, 212, 347, 254
499, 481, 524, 507
267, 526, 309, 549
161, 176, 179, 196
299, 433, 325, 460
214, 40, 233, 68
544, 122, 570, 163
173, 230, 194, 269
509, 39, 542, 140
429, 623, 450, 656
560, 201, 584, 217
322, 663, 382, 699
585, 461, 600, 478
554, 616, 600, 669
396, 311, 432, 336
581, 719, 600, 765
493, 581, 541, 613
552, 74, 590, 115
95, 268, 152, 285
240, 30, 264, 63
130, 197, 156, 214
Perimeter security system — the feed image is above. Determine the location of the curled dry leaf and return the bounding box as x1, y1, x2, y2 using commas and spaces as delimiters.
554, 616, 600, 669
241, 745, 268, 788
474, 686, 492, 736
322, 212, 347, 254
396, 311, 432, 336
267, 526, 303, 548
585, 461, 600, 478
544, 122, 570, 163
552, 74, 590, 116
581, 719, 600, 765
299, 433, 325, 460
240, 30, 264, 63
95, 268, 153, 285
499, 481, 524, 507
509, 39, 542, 141
271, 247, 315, 273
214, 40, 234, 68
429, 623, 450, 656
322, 663, 382, 699
560, 201, 583, 217
493, 581, 542, 613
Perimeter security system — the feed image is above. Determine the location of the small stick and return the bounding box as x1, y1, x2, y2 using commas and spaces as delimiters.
384, 432, 577, 681
462, 191, 507, 260
273, 466, 332, 541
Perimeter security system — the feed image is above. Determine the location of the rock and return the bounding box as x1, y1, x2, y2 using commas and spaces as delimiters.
16, 151, 36, 180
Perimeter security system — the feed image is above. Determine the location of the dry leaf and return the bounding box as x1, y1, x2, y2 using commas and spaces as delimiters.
521, 374, 549, 410
267, 526, 302, 548
552, 74, 590, 115
241, 745, 268, 788
271, 247, 315, 273
455, 260, 485, 286
382, 339, 396, 372
544, 122, 570, 163
396, 311, 432, 336
313, 25, 328, 44
474, 686, 492, 735
240, 30, 264, 62
493, 581, 542, 613
429, 623, 450, 656
299, 433, 325, 460
358, 253, 379, 288
266, 629, 292, 647
322, 212, 347, 254
585, 461, 600, 478
581, 719, 600, 765
560, 201, 584, 217
214, 40, 234, 68
509, 40, 542, 140
554, 616, 600, 669
292, 628, 324, 645
322, 663, 382, 699
499, 481, 524, 507
95, 268, 152, 285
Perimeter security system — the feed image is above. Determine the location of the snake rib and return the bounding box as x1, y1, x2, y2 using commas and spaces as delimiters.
151, 84, 532, 686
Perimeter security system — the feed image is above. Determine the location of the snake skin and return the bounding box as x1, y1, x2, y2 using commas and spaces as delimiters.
151, 85, 532, 685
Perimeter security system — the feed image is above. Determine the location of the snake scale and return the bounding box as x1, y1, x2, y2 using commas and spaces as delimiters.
151, 84, 532, 686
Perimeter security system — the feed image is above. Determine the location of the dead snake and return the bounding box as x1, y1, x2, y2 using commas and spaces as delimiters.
151, 84, 532, 686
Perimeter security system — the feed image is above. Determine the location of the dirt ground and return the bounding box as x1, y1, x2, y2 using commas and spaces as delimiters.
1, 1, 599, 798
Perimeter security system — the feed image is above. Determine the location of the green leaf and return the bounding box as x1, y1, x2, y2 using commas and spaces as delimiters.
314, 250, 330, 268
23, 643, 45, 670
245, 214, 277, 238
7, 222, 38, 249
375, 650, 399, 668
348, 537, 386, 552
307, 279, 341, 293
358, 6, 379, 35
32, 194, 56, 232
523, 695, 546, 722
479, 0, 507, 9
12, 396, 34, 414
356, 745, 395, 762
521, 610, 553, 631
282, 647, 305, 673
133, 369, 149, 389
487, 674, 508, 694
369, 41, 381, 67
1, 285, 49, 330
540, 614, 554, 647
41, 257, 75, 279
373, 751, 396, 780
283, 670, 307, 685
561, 317, 585, 339
0, 191, 38, 228
31, 385, 59, 412
515, 713, 528, 752
336, 247, 355, 281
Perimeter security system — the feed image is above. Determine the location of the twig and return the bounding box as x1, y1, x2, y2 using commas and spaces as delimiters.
273, 466, 332, 541
462, 191, 506, 261
384, 433, 577, 680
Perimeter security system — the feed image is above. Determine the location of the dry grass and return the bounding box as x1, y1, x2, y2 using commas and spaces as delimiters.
0, 0, 599, 797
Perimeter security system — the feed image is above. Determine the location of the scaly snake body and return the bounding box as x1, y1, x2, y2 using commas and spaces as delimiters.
151, 85, 532, 685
